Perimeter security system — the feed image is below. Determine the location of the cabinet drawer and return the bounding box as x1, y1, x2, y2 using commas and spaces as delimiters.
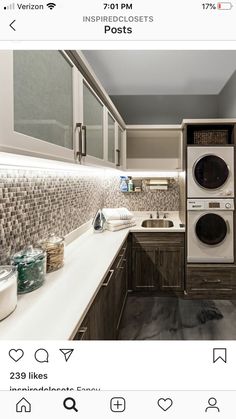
187, 268, 233, 292
132, 233, 184, 247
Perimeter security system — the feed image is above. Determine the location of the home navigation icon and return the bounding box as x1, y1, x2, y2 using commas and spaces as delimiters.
16, 398, 31, 413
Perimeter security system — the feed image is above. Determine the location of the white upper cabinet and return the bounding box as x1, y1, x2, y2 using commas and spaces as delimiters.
126, 125, 183, 171
0, 50, 126, 169
0, 50, 77, 163
76, 78, 125, 169
0, 50, 181, 172
81, 81, 104, 162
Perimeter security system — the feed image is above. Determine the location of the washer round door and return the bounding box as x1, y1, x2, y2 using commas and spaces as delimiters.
195, 213, 227, 245
194, 154, 229, 189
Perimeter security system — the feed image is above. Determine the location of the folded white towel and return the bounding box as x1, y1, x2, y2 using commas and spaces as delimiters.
102, 207, 133, 221
106, 220, 136, 232
106, 218, 135, 227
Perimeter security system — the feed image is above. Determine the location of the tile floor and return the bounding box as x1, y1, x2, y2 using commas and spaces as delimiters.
118, 295, 236, 340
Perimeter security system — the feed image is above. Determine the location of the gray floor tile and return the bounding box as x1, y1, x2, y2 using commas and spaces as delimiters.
118, 296, 236, 340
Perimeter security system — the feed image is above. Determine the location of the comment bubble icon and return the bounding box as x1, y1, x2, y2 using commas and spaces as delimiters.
34, 348, 49, 363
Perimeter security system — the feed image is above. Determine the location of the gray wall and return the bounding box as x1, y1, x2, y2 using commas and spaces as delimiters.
218, 70, 236, 118
110, 95, 219, 124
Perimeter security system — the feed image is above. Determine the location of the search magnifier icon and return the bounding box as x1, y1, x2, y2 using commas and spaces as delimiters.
63, 397, 78, 412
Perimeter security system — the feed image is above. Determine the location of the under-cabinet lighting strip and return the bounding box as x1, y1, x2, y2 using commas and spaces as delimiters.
0, 152, 118, 175
0, 153, 183, 178
125, 171, 181, 178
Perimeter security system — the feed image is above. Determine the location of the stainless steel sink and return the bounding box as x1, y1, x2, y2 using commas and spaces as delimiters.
141, 219, 174, 228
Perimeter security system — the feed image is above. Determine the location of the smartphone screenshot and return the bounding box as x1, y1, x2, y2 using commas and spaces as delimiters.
0, 1, 236, 417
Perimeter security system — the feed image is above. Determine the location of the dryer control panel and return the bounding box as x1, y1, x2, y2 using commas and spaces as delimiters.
187, 199, 235, 210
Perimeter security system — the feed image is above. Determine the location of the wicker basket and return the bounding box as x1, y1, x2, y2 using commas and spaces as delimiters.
193, 130, 228, 145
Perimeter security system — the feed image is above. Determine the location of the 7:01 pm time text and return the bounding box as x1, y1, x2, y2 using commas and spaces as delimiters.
103, 3, 133, 9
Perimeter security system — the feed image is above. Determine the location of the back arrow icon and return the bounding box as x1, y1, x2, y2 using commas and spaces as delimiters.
10, 20, 16, 31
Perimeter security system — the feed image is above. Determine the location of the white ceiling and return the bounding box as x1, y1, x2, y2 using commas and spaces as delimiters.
82, 50, 236, 95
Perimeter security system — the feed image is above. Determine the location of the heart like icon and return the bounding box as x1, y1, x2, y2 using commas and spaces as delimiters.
157, 398, 173, 411
9, 349, 24, 362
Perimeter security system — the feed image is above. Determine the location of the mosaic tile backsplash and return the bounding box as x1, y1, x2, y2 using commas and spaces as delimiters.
103, 176, 179, 212
0, 169, 180, 264
0, 169, 104, 264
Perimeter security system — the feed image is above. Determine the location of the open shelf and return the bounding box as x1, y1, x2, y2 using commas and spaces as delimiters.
126, 127, 183, 171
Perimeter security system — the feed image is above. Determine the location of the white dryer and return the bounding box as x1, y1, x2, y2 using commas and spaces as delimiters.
187, 146, 234, 198
187, 199, 234, 263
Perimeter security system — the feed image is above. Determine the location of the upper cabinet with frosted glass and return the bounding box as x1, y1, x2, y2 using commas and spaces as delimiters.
0, 50, 126, 169
0, 50, 76, 163
76, 80, 105, 166
76, 79, 125, 168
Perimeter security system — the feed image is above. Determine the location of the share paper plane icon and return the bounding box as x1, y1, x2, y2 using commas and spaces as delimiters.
59, 349, 74, 362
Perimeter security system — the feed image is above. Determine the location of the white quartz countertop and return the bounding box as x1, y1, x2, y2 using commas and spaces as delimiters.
0, 212, 184, 340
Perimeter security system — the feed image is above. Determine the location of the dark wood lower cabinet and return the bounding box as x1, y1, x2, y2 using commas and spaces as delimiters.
73, 241, 128, 340
131, 233, 185, 293
72, 229, 236, 339
114, 252, 128, 332
158, 247, 184, 291
186, 265, 236, 299
132, 247, 157, 290
73, 232, 186, 340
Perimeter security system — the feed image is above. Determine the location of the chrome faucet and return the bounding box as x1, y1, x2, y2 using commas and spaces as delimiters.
156, 211, 160, 218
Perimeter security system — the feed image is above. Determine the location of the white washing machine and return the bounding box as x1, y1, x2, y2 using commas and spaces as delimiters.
187, 199, 234, 263
187, 146, 234, 198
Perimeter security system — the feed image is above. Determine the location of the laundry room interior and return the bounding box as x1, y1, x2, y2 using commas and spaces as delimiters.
0, 50, 236, 340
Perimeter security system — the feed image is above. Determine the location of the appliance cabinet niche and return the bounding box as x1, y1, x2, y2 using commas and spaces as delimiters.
73, 243, 128, 340
131, 233, 185, 293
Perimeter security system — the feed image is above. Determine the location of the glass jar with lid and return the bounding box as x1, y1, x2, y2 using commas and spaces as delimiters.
11, 246, 46, 294
39, 234, 64, 273
0, 266, 17, 320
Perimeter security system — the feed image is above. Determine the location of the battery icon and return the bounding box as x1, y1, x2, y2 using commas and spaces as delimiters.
217, 2, 233, 9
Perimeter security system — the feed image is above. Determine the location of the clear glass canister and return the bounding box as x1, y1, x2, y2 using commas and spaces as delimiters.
39, 234, 64, 273
0, 266, 18, 320
11, 246, 46, 294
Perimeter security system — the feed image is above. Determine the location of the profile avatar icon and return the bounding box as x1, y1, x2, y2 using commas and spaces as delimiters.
205, 397, 220, 412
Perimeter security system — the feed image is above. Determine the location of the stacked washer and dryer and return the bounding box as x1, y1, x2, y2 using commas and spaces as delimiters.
187, 145, 235, 264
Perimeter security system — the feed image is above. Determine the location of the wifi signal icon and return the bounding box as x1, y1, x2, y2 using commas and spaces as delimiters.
47, 2, 56, 9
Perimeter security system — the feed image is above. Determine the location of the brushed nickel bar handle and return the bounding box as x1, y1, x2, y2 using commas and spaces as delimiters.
76, 327, 87, 340
102, 269, 114, 287
75, 122, 82, 162
117, 250, 127, 268
82, 125, 87, 156
116, 149, 121, 166
119, 258, 127, 270
202, 279, 221, 283
118, 246, 127, 258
